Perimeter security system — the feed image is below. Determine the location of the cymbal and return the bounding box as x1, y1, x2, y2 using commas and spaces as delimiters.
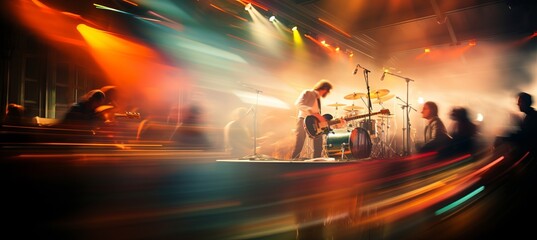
327, 103, 347, 107
343, 92, 367, 100
372, 94, 395, 104
344, 105, 364, 111
368, 89, 390, 99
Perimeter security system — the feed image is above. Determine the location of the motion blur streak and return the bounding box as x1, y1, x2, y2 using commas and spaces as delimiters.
3, 140, 536, 239
435, 185, 485, 216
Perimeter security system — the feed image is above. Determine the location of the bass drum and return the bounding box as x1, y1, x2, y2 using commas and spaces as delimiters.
326, 127, 372, 159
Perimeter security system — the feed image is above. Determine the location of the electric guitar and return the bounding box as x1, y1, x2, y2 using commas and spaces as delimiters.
304, 109, 390, 138
114, 112, 141, 119
102, 111, 141, 123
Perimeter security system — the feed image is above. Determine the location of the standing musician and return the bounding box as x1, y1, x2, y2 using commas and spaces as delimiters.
291, 79, 345, 159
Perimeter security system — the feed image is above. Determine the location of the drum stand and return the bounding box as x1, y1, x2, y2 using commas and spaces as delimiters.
339, 142, 349, 160
378, 115, 398, 158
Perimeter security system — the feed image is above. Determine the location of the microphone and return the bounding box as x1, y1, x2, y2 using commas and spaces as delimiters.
353, 64, 371, 75
238, 81, 263, 93
380, 72, 386, 81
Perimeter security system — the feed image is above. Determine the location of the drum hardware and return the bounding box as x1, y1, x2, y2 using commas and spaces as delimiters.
339, 142, 349, 160
359, 119, 377, 137
370, 112, 398, 159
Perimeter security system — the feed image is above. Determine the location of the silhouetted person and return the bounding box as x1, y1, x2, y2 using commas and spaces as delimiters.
97, 85, 119, 124
448, 107, 478, 155
416, 101, 452, 155
1, 103, 36, 143
3, 103, 26, 126
60, 89, 106, 130
224, 107, 253, 158
496, 92, 537, 153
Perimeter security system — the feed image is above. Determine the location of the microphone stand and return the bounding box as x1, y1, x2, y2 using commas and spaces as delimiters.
384, 72, 416, 156
240, 85, 272, 160
354, 64, 372, 120
362, 69, 373, 144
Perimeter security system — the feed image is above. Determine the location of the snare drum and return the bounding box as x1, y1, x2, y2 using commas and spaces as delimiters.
326, 127, 372, 159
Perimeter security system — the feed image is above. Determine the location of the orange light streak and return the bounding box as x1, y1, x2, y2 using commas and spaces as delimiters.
122, 0, 138, 6
31, 0, 50, 10
318, 18, 352, 38
236, 0, 269, 12
304, 34, 334, 52
210, 4, 248, 22
227, 34, 265, 48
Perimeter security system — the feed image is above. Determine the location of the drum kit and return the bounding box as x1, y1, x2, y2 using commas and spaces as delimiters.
324, 89, 396, 160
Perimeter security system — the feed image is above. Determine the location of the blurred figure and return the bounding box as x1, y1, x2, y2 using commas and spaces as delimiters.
171, 103, 212, 150
100, 85, 119, 107
224, 107, 253, 158
97, 85, 119, 124
97, 85, 141, 140
1, 103, 35, 143
495, 92, 537, 153
59, 89, 106, 130
448, 107, 478, 155
3, 103, 27, 126
416, 101, 452, 154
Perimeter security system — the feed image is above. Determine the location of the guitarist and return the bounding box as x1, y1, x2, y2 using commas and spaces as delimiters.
291, 79, 345, 160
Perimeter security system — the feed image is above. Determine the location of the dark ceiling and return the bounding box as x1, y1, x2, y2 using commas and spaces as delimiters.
2, 0, 535, 70
254, 0, 536, 64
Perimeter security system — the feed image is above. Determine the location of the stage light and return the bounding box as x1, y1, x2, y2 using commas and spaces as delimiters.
245, 3, 252, 11
424, 48, 431, 53
418, 97, 425, 104
292, 26, 298, 31
477, 113, 484, 122
269, 16, 276, 22
468, 39, 477, 46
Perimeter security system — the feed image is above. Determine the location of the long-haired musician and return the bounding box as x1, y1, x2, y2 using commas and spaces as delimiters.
291, 79, 345, 160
